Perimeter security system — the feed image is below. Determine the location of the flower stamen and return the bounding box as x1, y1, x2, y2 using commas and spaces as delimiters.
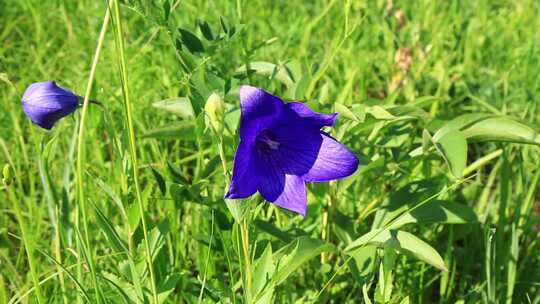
256, 130, 280, 150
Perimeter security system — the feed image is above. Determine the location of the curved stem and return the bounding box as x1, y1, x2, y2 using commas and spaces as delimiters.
75, 4, 111, 303
110, 1, 158, 303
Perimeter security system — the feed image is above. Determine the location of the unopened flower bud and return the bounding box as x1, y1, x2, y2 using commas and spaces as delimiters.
204, 92, 224, 133
21, 80, 80, 129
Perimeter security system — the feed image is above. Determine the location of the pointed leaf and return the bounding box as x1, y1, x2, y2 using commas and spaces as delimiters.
198, 20, 214, 40
236, 61, 294, 87
335, 103, 360, 122
91, 202, 128, 254
142, 121, 196, 140
178, 28, 204, 53
433, 129, 467, 178
346, 229, 447, 271
152, 98, 194, 118
432, 113, 491, 141
462, 116, 540, 145
388, 200, 479, 229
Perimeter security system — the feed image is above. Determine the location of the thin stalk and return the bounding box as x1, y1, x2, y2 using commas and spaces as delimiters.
110, 1, 158, 303
217, 139, 238, 303
75, 4, 111, 303
240, 219, 252, 299
198, 210, 215, 303
5, 186, 44, 304
321, 181, 336, 263
54, 206, 68, 304
218, 139, 228, 177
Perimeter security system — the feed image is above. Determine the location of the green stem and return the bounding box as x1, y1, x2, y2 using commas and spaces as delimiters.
217, 137, 252, 300
111, 1, 159, 303
198, 211, 215, 303
218, 139, 228, 177
75, 4, 111, 303
6, 186, 44, 304
240, 219, 252, 300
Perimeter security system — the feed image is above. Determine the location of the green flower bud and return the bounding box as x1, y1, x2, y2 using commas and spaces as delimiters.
2, 164, 13, 186
204, 92, 224, 133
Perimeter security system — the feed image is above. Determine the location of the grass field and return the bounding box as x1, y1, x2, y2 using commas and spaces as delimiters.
1, 0, 540, 303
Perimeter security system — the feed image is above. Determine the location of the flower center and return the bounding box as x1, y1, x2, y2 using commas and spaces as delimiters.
256, 130, 280, 150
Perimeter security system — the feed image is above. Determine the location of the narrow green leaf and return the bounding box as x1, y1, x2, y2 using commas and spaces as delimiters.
236, 61, 294, 87
433, 114, 540, 145
142, 121, 196, 140
388, 200, 479, 229
432, 113, 491, 141
386, 105, 428, 119
346, 229, 447, 271
462, 116, 540, 145
366, 106, 396, 120
152, 98, 194, 118
198, 20, 214, 40
151, 168, 167, 195
178, 28, 204, 53
506, 224, 518, 304
335, 103, 360, 122
91, 202, 128, 254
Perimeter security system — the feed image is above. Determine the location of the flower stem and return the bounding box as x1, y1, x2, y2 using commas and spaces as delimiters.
75, 4, 111, 303
321, 181, 336, 263
218, 139, 229, 177
217, 137, 252, 300
240, 219, 252, 299
111, 1, 158, 303
5, 185, 44, 304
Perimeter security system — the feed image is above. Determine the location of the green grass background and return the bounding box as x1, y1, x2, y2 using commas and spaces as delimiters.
1, 0, 540, 303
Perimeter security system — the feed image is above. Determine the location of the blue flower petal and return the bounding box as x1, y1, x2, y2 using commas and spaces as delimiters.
225, 140, 258, 199
286, 102, 337, 128
264, 124, 358, 182
238, 85, 284, 143
255, 151, 307, 216
302, 133, 359, 182
268, 122, 322, 176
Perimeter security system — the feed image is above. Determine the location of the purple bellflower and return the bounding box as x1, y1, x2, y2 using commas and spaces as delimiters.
225, 85, 359, 216
21, 80, 80, 129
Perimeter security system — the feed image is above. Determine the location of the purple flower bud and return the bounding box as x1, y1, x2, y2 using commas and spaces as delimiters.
21, 80, 80, 129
